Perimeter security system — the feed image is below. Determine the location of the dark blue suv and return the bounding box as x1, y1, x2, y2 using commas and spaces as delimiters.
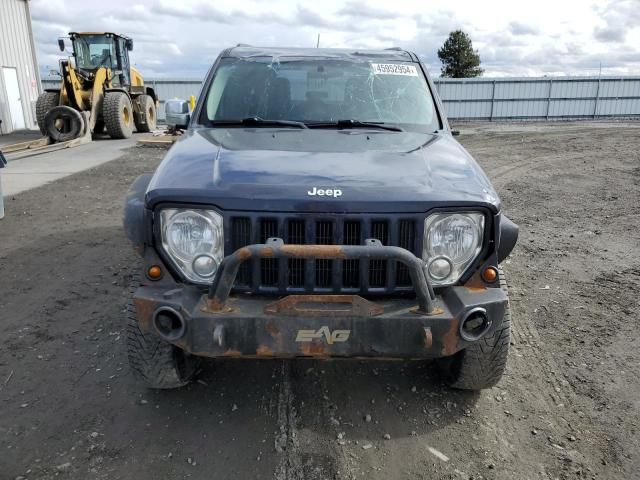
124, 46, 518, 390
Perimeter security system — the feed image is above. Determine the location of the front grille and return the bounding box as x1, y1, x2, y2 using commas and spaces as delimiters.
231, 217, 251, 285
343, 220, 361, 287
287, 220, 305, 287
315, 221, 333, 287
228, 215, 421, 295
369, 220, 389, 287
396, 220, 415, 286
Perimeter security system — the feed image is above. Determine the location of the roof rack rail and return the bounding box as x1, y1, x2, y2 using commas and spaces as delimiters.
385, 47, 404, 51
236, 43, 252, 47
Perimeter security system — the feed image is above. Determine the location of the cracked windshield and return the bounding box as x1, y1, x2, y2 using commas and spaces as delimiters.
203, 57, 439, 132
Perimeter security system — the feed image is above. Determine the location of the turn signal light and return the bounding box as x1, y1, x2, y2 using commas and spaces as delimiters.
148, 265, 162, 280
482, 266, 498, 283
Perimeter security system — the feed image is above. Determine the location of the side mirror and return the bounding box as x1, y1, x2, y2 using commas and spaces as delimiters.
165, 99, 191, 129
451, 129, 460, 136
125, 39, 133, 51
58, 38, 65, 52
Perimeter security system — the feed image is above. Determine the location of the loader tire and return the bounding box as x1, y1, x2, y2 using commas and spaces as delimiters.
126, 272, 199, 389
134, 95, 157, 133
103, 91, 134, 139
438, 267, 511, 390
36, 92, 60, 135
43, 105, 85, 142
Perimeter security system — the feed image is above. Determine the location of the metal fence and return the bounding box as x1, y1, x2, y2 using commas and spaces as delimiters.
434, 76, 640, 120
42, 75, 640, 121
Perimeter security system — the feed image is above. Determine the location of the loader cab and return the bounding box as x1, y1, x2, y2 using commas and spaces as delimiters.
67, 32, 133, 87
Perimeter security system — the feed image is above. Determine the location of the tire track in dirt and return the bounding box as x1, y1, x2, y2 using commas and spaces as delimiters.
274, 361, 304, 480
488, 151, 586, 188
510, 300, 572, 407
273, 361, 344, 480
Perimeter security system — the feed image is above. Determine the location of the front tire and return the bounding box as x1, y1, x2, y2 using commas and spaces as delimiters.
134, 95, 157, 133
126, 275, 199, 389
103, 91, 134, 139
439, 267, 511, 390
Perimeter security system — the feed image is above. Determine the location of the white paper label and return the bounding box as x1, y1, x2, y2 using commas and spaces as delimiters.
371, 63, 418, 76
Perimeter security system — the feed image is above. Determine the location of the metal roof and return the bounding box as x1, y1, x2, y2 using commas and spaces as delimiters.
69, 32, 132, 40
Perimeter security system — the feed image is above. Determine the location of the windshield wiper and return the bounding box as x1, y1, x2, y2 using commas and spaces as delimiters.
209, 117, 308, 129
305, 120, 404, 132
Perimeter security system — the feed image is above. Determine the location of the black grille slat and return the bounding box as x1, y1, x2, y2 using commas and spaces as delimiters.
229, 214, 421, 294
396, 220, 415, 286
342, 220, 361, 288
260, 219, 279, 286
369, 220, 388, 287
315, 220, 333, 287
231, 218, 252, 285
287, 219, 305, 287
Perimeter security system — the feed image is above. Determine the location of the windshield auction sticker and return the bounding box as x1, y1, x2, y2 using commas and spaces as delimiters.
371, 63, 418, 76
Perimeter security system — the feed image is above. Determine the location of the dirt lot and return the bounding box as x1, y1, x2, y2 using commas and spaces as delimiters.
1, 122, 639, 480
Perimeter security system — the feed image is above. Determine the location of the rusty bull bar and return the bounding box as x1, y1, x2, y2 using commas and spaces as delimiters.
207, 238, 437, 314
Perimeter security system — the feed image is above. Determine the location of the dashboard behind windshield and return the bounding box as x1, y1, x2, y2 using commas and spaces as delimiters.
200, 57, 440, 132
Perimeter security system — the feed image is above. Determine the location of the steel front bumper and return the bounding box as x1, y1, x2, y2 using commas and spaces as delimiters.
134, 239, 508, 359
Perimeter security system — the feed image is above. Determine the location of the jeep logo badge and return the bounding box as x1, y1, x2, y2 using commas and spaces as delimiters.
307, 187, 342, 198
296, 327, 350, 344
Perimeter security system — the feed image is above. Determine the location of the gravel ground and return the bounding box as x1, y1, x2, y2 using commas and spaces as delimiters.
0, 122, 638, 479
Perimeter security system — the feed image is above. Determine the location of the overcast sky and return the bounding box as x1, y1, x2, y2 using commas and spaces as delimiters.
31, 0, 640, 79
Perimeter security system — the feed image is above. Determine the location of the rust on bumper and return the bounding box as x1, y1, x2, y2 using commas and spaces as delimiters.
133, 238, 507, 360
133, 284, 507, 360
207, 238, 436, 315
264, 294, 384, 317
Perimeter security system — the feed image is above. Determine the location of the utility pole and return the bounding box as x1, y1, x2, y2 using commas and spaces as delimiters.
593, 61, 602, 119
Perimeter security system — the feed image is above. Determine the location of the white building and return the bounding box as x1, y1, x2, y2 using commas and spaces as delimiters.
0, 0, 41, 134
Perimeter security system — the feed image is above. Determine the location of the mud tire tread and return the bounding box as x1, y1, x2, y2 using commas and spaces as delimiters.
103, 91, 133, 139
36, 92, 60, 135
125, 271, 198, 389
134, 94, 156, 133
443, 267, 511, 390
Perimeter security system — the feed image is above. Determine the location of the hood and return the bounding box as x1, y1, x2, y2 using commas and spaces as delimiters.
146, 128, 500, 213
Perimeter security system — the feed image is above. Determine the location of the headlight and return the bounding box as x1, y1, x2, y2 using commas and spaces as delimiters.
160, 209, 224, 283
423, 212, 484, 286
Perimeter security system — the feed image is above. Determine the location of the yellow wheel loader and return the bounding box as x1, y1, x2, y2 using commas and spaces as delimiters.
36, 32, 158, 142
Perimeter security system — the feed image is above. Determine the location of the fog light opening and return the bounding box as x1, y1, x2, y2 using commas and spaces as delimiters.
460, 307, 491, 341
152, 307, 186, 341
192, 254, 218, 279
427, 256, 453, 281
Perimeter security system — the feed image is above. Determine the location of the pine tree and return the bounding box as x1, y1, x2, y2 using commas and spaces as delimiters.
437, 30, 484, 78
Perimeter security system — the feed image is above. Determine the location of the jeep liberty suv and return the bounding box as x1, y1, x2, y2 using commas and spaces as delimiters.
124, 46, 518, 390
